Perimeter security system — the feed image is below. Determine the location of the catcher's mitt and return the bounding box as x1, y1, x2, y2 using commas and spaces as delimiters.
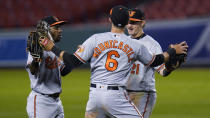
165, 54, 187, 71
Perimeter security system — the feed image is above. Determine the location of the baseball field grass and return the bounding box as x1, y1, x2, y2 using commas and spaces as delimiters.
0, 68, 209, 118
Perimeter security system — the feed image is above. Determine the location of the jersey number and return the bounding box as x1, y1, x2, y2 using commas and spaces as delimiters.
131, 63, 140, 75
105, 50, 120, 71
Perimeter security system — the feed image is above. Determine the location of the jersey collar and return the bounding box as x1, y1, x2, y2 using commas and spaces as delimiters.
134, 33, 146, 40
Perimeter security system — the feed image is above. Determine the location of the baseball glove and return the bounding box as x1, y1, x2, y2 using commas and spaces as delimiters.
165, 54, 187, 71
36, 20, 51, 42
26, 31, 42, 76
26, 31, 43, 60
26, 21, 51, 76
26, 21, 51, 59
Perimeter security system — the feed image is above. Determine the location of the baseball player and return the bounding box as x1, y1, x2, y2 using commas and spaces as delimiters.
38, 5, 188, 118
126, 8, 175, 118
26, 16, 69, 118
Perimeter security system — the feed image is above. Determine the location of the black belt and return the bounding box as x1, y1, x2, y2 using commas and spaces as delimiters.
91, 83, 119, 90
126, 89, 156, 93
33, 90, 60, 99
48, 93, 60, 99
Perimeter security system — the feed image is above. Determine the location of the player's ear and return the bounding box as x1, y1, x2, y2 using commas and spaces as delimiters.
109, 18, 112, 23
142, 20, 146, 28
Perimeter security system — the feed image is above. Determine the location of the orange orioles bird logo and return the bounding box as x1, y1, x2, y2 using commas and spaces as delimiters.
129, 11, 136, 17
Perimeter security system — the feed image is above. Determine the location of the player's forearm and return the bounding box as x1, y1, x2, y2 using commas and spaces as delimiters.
162, 52, 169, 62
51, 46, 83, 70
61, 64, 72, 76
150, 48, 175, 67
150, 54, 164, 67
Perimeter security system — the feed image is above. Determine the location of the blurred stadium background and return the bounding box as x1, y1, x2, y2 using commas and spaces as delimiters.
0, 0, 210, 118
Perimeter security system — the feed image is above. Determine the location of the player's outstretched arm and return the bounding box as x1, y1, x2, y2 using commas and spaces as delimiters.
60, 64, 73, 76
149, 41, 188, 67
38, 37, 83, 75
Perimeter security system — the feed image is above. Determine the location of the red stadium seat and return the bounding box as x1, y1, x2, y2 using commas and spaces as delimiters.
0, 0, 209, 28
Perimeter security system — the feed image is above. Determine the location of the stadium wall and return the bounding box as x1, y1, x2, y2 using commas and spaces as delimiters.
0, 18, 209, 67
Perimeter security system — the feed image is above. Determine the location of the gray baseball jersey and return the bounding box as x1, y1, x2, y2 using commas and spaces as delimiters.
75, 32, 155, 117
26, 51, 65, 118
26, 51, 64, 94
74, 32, 155, 86
127, 34, 164, 92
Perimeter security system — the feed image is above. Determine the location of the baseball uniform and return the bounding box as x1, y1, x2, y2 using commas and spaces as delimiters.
74, 32, 155, 118
42, 5, 177, 118
26, 15, 68, 118
126, 34, 165, 118
26, 51, 65, 118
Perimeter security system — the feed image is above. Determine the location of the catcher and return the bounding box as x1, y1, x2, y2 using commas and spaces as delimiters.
26, 16, 70, 118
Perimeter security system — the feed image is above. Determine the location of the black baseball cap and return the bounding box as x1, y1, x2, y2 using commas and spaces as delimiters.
109, 5, 129, 27
41, 16, 67, 27
129, 8, 145, 22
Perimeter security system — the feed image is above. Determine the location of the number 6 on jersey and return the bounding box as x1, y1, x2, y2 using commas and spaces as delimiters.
105, 50, 120, 71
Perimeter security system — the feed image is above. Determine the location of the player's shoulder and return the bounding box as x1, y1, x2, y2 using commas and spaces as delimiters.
92, 32, 110, 37
143, 34, 163, 53
86, 32, 110, 41
138, 34, 161, 50
143, 34, 160, 46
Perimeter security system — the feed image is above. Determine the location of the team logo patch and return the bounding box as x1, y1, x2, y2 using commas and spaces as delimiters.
129, 11, 136, 17
45, 56, 61, 69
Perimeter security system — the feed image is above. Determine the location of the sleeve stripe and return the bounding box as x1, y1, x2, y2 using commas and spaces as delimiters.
156, 63, 165, 72
74, 53, 86, 63
146, 54, 156, 66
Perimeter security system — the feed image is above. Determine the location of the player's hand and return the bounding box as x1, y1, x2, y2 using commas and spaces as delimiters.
39, 36, 55, 51
170, 41, 188, 54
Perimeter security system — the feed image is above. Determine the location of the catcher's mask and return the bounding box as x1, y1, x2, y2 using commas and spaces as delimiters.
41, 16, 67, 27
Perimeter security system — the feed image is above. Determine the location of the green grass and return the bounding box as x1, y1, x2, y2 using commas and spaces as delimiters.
151, 68, 210, 118
0, 68, 209, 118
